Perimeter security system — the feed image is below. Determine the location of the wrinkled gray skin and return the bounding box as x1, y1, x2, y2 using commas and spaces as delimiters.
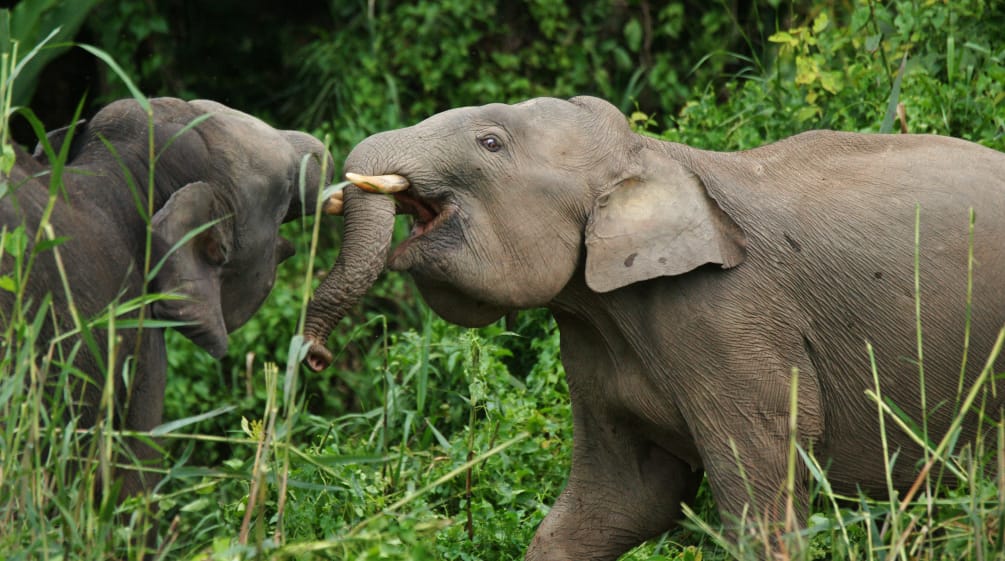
2, 97, 333, 499
312, 95, 1005, 559
302, 185, 396, 371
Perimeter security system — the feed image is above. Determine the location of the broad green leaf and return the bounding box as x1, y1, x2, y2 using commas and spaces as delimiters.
1, 142, 13, 174
768, 30, 798, 47
624, 18, 642, 53
865, 33, 882, 53
795, 55, 819, 85
32, 235, 68, 254
796, 105, 820, 123
820, 70, 843, 94
812, 12, 830, 34
4, 1, 97, 106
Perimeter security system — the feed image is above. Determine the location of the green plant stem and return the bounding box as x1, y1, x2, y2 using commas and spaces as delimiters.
345, 432, 528, 538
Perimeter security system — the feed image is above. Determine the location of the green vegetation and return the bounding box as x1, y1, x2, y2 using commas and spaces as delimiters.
1, 0, 1004, 560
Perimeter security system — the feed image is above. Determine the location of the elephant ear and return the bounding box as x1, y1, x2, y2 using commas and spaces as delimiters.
585, 152, 746, 293
150, 181, 233, 358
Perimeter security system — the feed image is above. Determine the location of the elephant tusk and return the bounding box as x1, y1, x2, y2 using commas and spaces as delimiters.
323, 191, 344, 215
345, 172, 411, 194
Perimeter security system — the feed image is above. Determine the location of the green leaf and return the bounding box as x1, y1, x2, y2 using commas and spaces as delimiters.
768, 30, 798, 47
0, 274, 14, 292
1, 142, 13, 175
78, 43, 148, 113
146, 215, 225, 282
4, 0, 98, 107
32, 235, 68, 254
180, 498, 211, 512
812, 12, 830, 34
624, 18, 642, 53
311, 454, 390, 467
947, 34, 956, 85
425, 417, 452, 450
819, 70, 843, 94
865, 33, 882, 53
150, 405, 236, 436
795, 55, 819, 85
795, 105, 820, 123
4, 224, 26, 255
880, 54, 908, 133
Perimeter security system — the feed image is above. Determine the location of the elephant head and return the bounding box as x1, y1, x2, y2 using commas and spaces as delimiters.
301, 96, 745, 360
54, 97, 336, 357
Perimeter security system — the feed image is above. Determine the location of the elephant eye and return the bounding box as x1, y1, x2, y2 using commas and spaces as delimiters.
479, 135, 502, 152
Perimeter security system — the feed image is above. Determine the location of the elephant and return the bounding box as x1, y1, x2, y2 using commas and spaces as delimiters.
302, 95, 1005, 559
2, 97, 339, 503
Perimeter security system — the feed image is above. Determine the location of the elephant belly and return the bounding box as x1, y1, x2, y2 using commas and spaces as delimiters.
810, 317, 1004, 495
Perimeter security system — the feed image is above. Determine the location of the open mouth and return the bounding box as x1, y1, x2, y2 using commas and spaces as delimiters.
394, 189, 451, 239
343, 172, 452, 261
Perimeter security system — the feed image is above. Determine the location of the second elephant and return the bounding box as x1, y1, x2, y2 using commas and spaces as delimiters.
3, 97, 334, 502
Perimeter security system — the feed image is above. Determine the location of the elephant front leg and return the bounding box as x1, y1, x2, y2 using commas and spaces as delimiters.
525, 412, 702, 561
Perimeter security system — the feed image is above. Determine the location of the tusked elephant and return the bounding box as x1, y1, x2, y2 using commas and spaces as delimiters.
302, 96, 1005, 559
2, 97, 344, 501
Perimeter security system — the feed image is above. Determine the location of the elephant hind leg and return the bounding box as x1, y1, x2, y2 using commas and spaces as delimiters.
526, 439, 702, 561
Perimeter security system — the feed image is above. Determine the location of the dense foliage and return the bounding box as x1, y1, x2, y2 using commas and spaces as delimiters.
1, 1, 1004, 560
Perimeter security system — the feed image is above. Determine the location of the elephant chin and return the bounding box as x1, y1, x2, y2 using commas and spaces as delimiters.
416, 279, 508, 328
152, 298, 229, 358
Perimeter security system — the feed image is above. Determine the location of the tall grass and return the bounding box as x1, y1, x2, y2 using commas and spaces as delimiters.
0, 35, 162, 559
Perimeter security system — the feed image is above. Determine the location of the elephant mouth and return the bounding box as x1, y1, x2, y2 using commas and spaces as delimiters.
344, 172, 453, 265
391, 189, 453, 260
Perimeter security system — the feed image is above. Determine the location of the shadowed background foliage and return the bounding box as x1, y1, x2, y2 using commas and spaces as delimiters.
10, 1, 801, 150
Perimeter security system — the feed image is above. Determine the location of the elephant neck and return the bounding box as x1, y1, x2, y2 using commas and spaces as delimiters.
644, 136, 699, 161
550, 272, 626, 335
550, 268, 692, 364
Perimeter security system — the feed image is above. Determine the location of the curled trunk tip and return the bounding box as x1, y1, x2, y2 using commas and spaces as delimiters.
304, 338, 334, 372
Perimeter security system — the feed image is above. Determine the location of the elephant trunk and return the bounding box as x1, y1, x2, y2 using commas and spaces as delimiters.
303, 185, 396, 371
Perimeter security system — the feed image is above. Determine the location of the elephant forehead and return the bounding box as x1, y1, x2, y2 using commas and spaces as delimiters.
189, 102, 296, 173
478, 98, 581, 127
413, 98, 577, 131
512, 96, 576, 114
191, 101, 283, 142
